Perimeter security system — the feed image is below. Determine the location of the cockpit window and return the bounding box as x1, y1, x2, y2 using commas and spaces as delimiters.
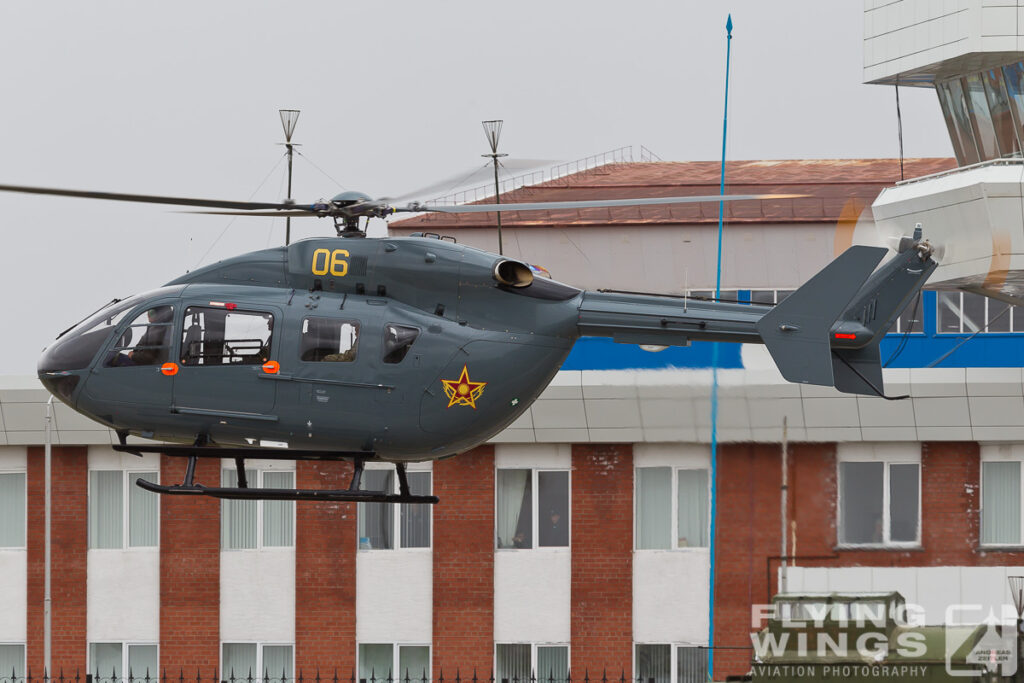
300, 317, 359, 362
106, 306, 175, 367
382, 324, 419, 364
181, 306, 273, 366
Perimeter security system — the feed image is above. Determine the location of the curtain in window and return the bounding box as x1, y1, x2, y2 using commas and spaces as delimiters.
90, 471, 123, 549
222, 470, 257, 549
636, 645, 670, 683
400, 472, 431, 548
677, 469, 708, 548
536, 646, 568, 682
397, 646, 429, 682
0, 644, 24, 681
359, 644, 394, 681
0, 473, 26, 548
676, 647, 706, 683
889, 463, 919, 543
497, 470, 531, 549
635, 468, 671, 550
496, 644, 531, 683
359, 471, 394, 549
129, 472, 159, 547
90, 643, 122, 683
983, 461, 1021, 544
223, 643, 258, 681
262, 645, 293, 683
839, 462, 883, 544
128, 644, 158, 681
263, 472, 295, 547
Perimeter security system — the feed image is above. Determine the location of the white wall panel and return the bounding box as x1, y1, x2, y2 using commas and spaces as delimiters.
88, 551, 159, 641
356, 551, 432, 643
0, 448, 27, 642
220, 551, 295, 642
494, 550, 570, 643
633, 551, 709, 644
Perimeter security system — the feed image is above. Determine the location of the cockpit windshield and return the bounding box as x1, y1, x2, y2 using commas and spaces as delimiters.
38, 296, 141, 373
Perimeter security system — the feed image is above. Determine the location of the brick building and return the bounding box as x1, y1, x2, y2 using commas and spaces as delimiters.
5, 155, 1024, 683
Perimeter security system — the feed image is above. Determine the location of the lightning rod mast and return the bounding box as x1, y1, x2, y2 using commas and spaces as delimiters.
279, 109, 301, 246
482, 120, 508, 255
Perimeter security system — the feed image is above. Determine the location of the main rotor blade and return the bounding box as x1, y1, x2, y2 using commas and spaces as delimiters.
183, 209, 320, 217
411, 193, 805, 214
0, 183, 296, 211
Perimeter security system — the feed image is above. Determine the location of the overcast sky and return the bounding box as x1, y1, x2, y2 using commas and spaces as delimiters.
0, 1, 952, 375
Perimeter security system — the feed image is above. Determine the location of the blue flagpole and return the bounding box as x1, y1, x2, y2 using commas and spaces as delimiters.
708, 13, 732, 682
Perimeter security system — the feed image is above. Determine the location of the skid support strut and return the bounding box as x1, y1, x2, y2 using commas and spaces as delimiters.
114, 444, 438, 504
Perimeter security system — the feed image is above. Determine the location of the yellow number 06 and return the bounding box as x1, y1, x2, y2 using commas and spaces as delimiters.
311, 248, 350, 277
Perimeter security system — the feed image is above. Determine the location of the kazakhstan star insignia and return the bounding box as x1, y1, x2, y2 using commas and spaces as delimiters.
441, 365, 486, 409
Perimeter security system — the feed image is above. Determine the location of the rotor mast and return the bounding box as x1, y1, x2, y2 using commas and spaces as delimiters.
482, 120, 508, 255
279, 109, 301, 245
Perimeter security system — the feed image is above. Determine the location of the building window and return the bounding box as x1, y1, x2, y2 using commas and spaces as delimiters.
357, 468, 432, 550
496, 469, 569, 549
748, 290, 793, 306
300, 317, 359, 362
635, 644, 706, 683
89, 643, 158, 682
937, 291, 1018, 333
982, 456, 1023, 545
838, 451, 920, 546
221, 468, 295, 550
635, 467, 709, 550
890, 292, 924, 334
222, 643, 293, 683
0, 473, 26, 548
89, 471, 159, 549
496, 644, 569, 683
0, 644, 25, 682
358, 644, 430, 682
936, 61, 1024, 166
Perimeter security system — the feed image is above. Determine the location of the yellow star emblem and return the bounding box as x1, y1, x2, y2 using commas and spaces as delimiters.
441, 365, 487, 409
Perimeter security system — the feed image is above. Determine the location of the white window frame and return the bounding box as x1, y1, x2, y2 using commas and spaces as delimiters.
494, 468, 571, 551
220, 464, 296, 551
980, 445, 1024, 547
0, 642, 26, 679
88, 469, 160, 550
356, 643, 432, 681
890, 291, 925, 334
357, 463, 433, 551
494, 643, 570, 681
220, 642, 294, 683
633, 643, 707, 683
0, 470, 27, 550
88, 641, 159, 680
936, 290, 1019, 334
747, 289, 793, 306
836, 444, 921, 548
634, 465, 710, 552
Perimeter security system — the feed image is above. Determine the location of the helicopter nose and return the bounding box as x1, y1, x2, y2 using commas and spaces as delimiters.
38, 369, 82, 405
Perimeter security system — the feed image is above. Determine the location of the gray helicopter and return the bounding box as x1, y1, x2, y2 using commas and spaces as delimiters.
6, 182, 936, 505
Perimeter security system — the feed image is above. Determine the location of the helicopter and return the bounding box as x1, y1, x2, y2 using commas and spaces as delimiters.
4, 181, 938, 505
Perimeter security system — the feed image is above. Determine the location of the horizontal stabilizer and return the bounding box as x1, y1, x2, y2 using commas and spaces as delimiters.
755, 246, 886, 387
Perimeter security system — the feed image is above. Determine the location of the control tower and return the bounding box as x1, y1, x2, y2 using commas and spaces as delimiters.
863, 0, 1024, 304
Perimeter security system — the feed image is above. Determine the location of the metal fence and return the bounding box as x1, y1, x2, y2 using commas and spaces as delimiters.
0, 669, 675, 683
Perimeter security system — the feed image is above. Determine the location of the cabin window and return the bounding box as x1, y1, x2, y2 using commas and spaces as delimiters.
181, 306, 273, 366
105, 305, 174, 367
837, 444, 920, 547
635, 467, 709, 550
0, 472, 26, 548
358, 644, 430, 682
0, 645, 24, 682
221, 467, 295, 550
496, 644, 569, 683
88, 470, 159, 549
382, 324, 420, 364
496, 469, 569, 549
357, 467, 432, 550
300, 317, 359, 362
222, 643, 293, 683
89, 643, 157, 683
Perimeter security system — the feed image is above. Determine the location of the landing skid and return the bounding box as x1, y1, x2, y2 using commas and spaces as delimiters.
112, 443, 439, 505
